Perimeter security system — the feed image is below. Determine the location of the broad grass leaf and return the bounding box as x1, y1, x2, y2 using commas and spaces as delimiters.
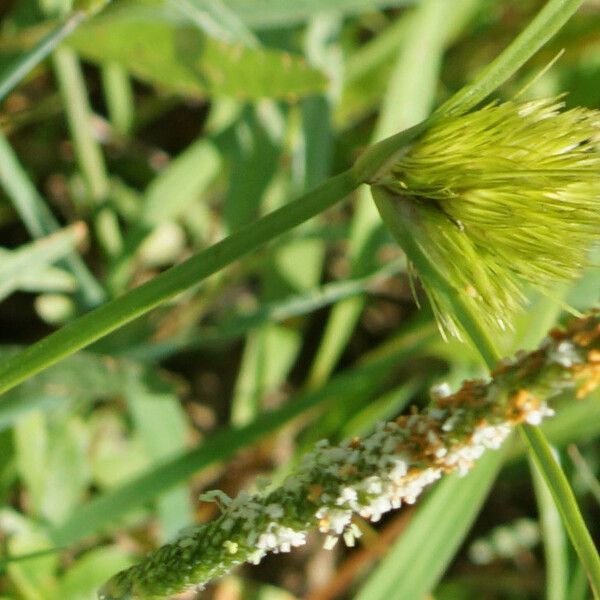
219, 0, 418, 29
67, 3, 327, 100
53, 547, 132, 600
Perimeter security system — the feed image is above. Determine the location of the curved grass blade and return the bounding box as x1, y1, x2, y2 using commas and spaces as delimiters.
0, 12, 84, 103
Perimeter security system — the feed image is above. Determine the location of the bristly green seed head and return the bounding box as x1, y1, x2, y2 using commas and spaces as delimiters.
372, 97, 600, 335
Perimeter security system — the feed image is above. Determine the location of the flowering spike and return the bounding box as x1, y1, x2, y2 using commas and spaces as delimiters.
99, 312, 600, 600
371, 97, 600, 334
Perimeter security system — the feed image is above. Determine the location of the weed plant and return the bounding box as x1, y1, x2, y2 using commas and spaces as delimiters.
0, 1, 600, 599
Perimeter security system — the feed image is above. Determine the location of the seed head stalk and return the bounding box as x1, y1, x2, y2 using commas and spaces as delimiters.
99, 313, 600, 600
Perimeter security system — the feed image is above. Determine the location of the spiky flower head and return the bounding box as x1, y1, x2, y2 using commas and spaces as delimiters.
371, 97, 600, 335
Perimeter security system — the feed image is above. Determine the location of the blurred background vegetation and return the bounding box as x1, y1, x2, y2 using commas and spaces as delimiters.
0, 0, 600, 598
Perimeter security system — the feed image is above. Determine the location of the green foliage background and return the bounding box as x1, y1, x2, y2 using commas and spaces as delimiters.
0, 0, 599, 598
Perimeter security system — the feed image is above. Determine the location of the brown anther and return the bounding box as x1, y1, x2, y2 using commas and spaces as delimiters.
348, 437, 362, 449
505, 389, 533, 422
396, 415, 408, 427
338, 464, 358, 478
307, 484, 324, 503
491, 362, 511, 377
406, 467, 422, 478
573, 323, 600, 347
395, 441, 409, 454
549, 326, 567, 341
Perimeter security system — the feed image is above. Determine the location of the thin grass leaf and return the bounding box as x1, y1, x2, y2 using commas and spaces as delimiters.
172, 0, 258, 47
108, 137, 220, 291
51, 47, 110, 203
143, 139, 221, 227
0, 224, 85, 302
567, 445, 600, 507
531, 454, 569, 600
219, 0, 418, 29
229, 97, 325, 426
0, 12, 85, 103
0, 254, 77, 294
0, 132, 105, 307
438, 0, 585, 115
120, 259, 404, 362
221, 103, 284, 232
100, 62, 134, 135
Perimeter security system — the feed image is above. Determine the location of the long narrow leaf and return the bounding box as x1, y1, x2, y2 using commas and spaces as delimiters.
0, 12, 84, 103
0, 224, 84, 301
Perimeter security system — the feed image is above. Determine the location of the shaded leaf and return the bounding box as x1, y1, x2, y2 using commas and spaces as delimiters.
67, 3, 327, 99
0, 349, 175, 431
0, 224, 84, 302
220, 0, 418, 29
54, 546, 131, 600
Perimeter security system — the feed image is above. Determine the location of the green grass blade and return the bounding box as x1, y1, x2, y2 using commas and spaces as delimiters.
219, 0, 417, 29
0, 224, 84, 302
0, 132, 105, 307
51, 47, 110, 203
0, 254, 76, 294
121, 260, 404, 362
0, 12, 84, 103
344, 15, 411, 85
108, 136, 220, 291
569, 562, 591, 600
438, 0, 584, 115
100, 62, 134, 135
531, 454, 569, 600
568, 445, 600, 507
0, 169, 359, 397
143, 143, 221, 227
521, 426, 600, 599
172, 0, 258, 47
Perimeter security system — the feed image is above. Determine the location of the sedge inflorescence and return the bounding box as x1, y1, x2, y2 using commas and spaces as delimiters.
373, 97, 600, 334
99, 313, 600, 600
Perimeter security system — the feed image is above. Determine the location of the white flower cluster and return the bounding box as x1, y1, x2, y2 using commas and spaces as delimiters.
288, 413, 522, 548
169, 387, 556, 574
99, 386, 558, 600
196, 385, 554, 568
98, 312, 600, 600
